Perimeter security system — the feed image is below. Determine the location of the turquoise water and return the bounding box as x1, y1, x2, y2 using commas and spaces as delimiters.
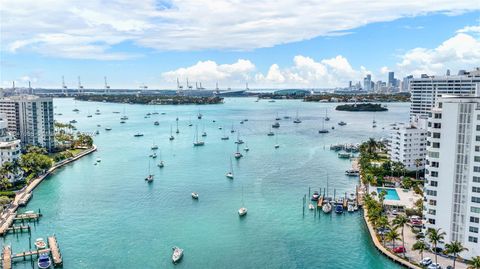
377, 188, 401, 201
3, 98, 408, 269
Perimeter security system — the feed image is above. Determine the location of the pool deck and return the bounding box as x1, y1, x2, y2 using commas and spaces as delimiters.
371, 187, 421, 209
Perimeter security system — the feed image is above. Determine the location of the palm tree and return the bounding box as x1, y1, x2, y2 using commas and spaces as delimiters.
412, 240, 428, 260
376, 215, 389, 245
468, 256, 480, 269
385, 228, 400, 249
445, 241, 468, 269
427, 228, 446, 264
367, 138, 377, 156
393, 215, 409, 256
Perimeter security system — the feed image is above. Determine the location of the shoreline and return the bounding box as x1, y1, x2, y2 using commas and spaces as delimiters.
0, 145, 97, 236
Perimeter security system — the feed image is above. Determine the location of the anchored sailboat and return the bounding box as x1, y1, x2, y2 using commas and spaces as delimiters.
238, 186, 247, 216
193, 125, 205, 146
226, 157, 234, 179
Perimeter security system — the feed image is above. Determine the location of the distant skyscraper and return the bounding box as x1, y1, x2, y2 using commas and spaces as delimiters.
363, 74, 372, 91
402, 75, 413, 92
388, 72, 395, 87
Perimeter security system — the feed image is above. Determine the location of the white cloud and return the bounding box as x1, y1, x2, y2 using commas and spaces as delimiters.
161, 59, 255, 86
396, 32, 480, 76
1, 0, 478, 59
456, 25, 480, 34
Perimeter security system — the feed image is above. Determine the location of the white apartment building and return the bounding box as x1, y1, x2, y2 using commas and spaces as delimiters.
0, 95, 55, 151
388, 123, 427, 171
424, 95, 480, 259
410, 68, 480, 120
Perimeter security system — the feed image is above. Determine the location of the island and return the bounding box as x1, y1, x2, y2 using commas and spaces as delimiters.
335, 103, 388, 112
75, 94, 224, 105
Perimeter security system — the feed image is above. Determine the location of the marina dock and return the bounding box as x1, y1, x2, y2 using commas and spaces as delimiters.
1, 235, 62, 268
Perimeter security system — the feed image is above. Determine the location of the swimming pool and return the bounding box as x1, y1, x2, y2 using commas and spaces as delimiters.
377, 188, 400, 200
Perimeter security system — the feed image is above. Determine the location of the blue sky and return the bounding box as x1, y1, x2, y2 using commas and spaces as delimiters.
1, 1, 479, 89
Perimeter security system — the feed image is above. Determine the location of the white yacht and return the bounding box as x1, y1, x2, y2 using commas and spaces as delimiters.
172, 247, 184, 263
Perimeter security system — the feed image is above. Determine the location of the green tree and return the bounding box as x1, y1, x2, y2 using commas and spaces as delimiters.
24, 145, 48, 155
412, 240, 428, 260
385, 228, 400, 249
445, 241, 468, 269
468, 256, 480, 269
427, 228, 446, 264
20, 153, 53, 178
415, 158, 422, 180
393, 214, 409, 256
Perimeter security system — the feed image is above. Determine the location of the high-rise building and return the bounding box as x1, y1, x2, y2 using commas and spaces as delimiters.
424, 95, 480, 259
402, 75, 413, 92
388, 123, 427, 171
363, 74, 372, 91
0, 113, 22, 182
409, 68, 480, 120
0, 95, 55, 151
388, 72, 395, 87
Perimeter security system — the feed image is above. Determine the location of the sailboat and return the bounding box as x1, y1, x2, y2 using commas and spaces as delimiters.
238, 186, 247, 216
267, 127, 274, 136
120, 106, 128, 120
197, 111, 203, 119
274, 134, 280, 149
193, 125, 205, 146
234, 143, 243, 159
221, 128, 229, 140
151, 140, 158, 150
145, 161, 154, 182
372, 113, 377, 128
230, 124, 235, 133
235, 132, 244, 144
318, 118, 329, 133
188, 117, 193, 127
226, 157, 234, 179
244, 142, 250, 152
176, 121, 180, 134
325, 108, 330, 121
201, 124, 207, 137
275, 112, 281, 121
322, 174, 332, 213
169, 125, 175, 140
293, 110, 302, 123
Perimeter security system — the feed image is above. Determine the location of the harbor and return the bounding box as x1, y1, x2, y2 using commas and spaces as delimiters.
1, 98, 408, 268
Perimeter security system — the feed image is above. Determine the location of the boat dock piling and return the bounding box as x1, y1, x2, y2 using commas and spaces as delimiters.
6, 224, 30, 234
14, 210, 42, 222
1, 235, 62, 267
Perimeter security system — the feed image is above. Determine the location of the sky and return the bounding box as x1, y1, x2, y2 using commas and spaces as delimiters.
1, 0, 479, 89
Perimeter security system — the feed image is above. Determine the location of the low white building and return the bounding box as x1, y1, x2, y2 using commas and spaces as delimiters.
0, 114, 22, 182
388, 123, 427, 171
424, 95, 480, 259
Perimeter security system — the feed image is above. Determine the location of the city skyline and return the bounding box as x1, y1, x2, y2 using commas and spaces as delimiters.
1, 1, 479, 89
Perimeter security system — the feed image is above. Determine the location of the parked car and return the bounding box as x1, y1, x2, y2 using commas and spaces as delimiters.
427, 263, 441, 269
393, 246, 406, 253
420, 257, 432, 266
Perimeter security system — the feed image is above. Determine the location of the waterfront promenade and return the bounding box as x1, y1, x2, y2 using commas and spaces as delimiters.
0, 145, 97, 236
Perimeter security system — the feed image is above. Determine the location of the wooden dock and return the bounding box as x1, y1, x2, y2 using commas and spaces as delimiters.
6, 225, 30, 234
2, 246, 11, 269
317, 196, 324, 208
48, 235, 63, 266
14, 212, 42, 221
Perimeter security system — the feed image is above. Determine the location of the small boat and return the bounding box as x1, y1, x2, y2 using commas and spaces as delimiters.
240, 121, 244, 124
197, 112, 203, 119
154, 121, 160, 126
150, 153, 157, 158
202, 132, 207, 137
235, 132, 244, 144
345, 169, 359, 176
234, 144, 243, 159
134, 133, 144, 137
73, 108, 79, 112
293, 110, 301, 123
275, 113, 281, 121
244, 119, 248, 122
238, 207, 248, 216
87, 114, 93, 118
95, 130, 100, 135
322, 203, 332, 213
158, 161, 164, 168
193, 126, 205, 146
244, 143, 250, 152
338, 152, 351, 159
338, 121, 347, 126
191, 192, 199, 199
37, 253, 52, 269
145, 174, 154, 182
172, 246, 184, 263
176, 121, 180, 134
69, 120, 77, 124
308, 203, 315, 210
324, 109, 330, 121
34, 238, 47, 249
96, 158, 101, 163
226, 157, 234, 179
348, 203, 355, 212
272, 122, 280, 128
318, 118, 329, 133
230, 125, 235, 133
120, 120, 126, 124
161, 112, 166, 115
151, 144, 159, 150
169, 125, 175, 140
105, 127, 112, 131
311, 191, 320, 201
335, 204, 344, 214
221, 136, 229, 140
267, 131, 274, 136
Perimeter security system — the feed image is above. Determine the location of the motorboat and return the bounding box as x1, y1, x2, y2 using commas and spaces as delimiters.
150, 153, 157, 158
322, 203, 332, 213
69, 120, 77, 124
348, 203, 355, 212
338, 152, 351, 159
345, 169, 359, 176
158, 161, 164, 168
234, 152, 243, 159
35, 238, 47, 249
338, 121, 347, 126
95, 130, 100, 135
197, 113, 203, 119
105, 127, 112, 131
145, 174, 154, 182
202, 132, 207, 137
267, 131, 274, 136
37, 253, 52, 269
226, 172, 234, 179
191, 192, 199, 199
120, 120, 126, 124
172, 247, 184, 263
134, 133, 144, 137
308, 203, 315, 210
154, 121, 160, 126
96, 158, 101, 163
272, 122, 280, 128
151, 144, 159, 150
335, 204, 344, 214
311, 191, 320, 201
238, 207, 248, 216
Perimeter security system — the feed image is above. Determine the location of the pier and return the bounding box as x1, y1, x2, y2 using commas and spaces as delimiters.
1, 235, 63, 268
